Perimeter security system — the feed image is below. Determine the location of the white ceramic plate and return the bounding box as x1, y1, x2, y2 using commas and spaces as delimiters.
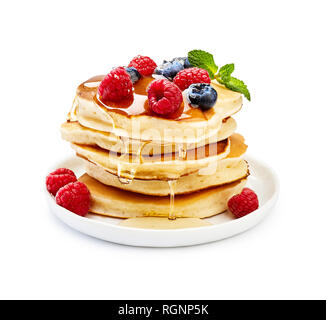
46, 156, 279, 247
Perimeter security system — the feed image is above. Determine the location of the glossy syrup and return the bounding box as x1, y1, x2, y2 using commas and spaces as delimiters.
167, 180, 177, 220
84, 75, 211, 121
117, 138, 150, 184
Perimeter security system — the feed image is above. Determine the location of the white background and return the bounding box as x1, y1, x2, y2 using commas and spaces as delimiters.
1, 0, 326, 300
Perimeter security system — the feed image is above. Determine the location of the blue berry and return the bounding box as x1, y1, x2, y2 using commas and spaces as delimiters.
125, 67, 141, 84
187, 83, 217, 110
172, 57, 192, 68
183, 58, 192, 68
154, 61, 170, 75
155, 57, 193, 79
162, 61, 184, 80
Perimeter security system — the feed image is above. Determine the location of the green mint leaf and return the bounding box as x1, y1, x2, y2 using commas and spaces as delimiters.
188, 50, 218, 79
188, 51, 251, 101
224, 76, 251, 101
218, 63, 234, 83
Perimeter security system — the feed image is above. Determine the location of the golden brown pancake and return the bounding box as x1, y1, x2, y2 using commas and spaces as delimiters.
69, 76, 242, 144
71, 137, 231, 180
82, 134, 248, 195
61, 116, 237, 155
80, 173, 247, 219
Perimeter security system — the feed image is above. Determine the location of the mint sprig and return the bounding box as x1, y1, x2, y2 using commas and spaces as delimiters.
187, 50, 218, 79
224, 77, 251, 101
217, 63, 234, 83
187, 50, 251, 101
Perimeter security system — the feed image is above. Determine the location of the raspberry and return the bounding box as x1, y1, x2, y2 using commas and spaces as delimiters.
228, 188, 259, 218
98, 67, 133, 102
55, 181, 90, 217
128, 55, 157, 76
50, 168, 76, 177
147, 79, 183, 115
46, 168, 77, 196
173, 67, 211, 91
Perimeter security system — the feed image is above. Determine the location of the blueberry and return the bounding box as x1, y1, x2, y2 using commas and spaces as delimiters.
125, 67, 141, 84
183, 58, 192, 68
162, 61, 184, 80
187, 83, 218, 110
171, 57, 192, 68
154, 62, 171, 75
155, 57, 192, 79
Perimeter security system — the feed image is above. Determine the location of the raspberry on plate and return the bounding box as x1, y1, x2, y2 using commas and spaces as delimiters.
147, 79, 183, 116
128, 55, 157, 76
228, 188, 259, 218
46, 168, 77, 196
98, 67, 133, 102
55, 181, 90, 217
173, 67, 211, 91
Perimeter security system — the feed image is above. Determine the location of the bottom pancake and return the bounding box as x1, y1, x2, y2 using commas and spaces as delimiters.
79, 173, 247, 219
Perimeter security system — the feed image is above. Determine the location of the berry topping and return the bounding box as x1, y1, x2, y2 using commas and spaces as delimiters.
187, 83, 217, 110
154, 60, 183, 80
98, 67, 133, 102
173, 67, 211, 91
228, 188, 259, 218
128, 55, 157, 76
125, 66, 141, 84
171, 57, 192, 69
161, 61, 184, 80
155, 57, 192, 80
154, 60, 171, 75
46, 168, 77, 196
147, 79, 183, 116
55, 181, 90, 217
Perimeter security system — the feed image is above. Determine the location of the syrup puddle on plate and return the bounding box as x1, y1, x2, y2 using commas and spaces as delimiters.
119, 217, 212, 230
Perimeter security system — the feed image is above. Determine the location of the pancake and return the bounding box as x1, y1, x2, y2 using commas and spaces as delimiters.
84, 158, 248, 196
82, 134, 248, 195
69, 76, 242, 144
79, 173, 247, 219
61, 116, 237, 155
71, 136, 232, 181
62, 71, 249, 222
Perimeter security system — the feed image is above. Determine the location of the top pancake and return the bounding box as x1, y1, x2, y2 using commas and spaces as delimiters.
68, 75, 243, 144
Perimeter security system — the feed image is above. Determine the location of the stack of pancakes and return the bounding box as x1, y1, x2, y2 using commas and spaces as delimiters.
61, 76, 249, 219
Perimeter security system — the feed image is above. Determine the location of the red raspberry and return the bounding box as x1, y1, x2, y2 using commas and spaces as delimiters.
228, 188, 259, 218
173, 67, 211, 91
46, 168, 77, 196
147, 79, 183, 115
55, 181, 90, 217
128, 55, 157, 76
98, 67, 133, 102
50, 168, 76, 177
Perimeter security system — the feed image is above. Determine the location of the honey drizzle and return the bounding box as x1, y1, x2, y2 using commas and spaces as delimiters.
67, 96, 78, 122
116, 144, 132, 185
168, 180, 177, 220
178, 143, 188, 160
117, 138, 150, 185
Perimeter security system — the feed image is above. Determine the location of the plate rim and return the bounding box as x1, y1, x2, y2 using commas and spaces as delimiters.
45, 154, 279, 245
